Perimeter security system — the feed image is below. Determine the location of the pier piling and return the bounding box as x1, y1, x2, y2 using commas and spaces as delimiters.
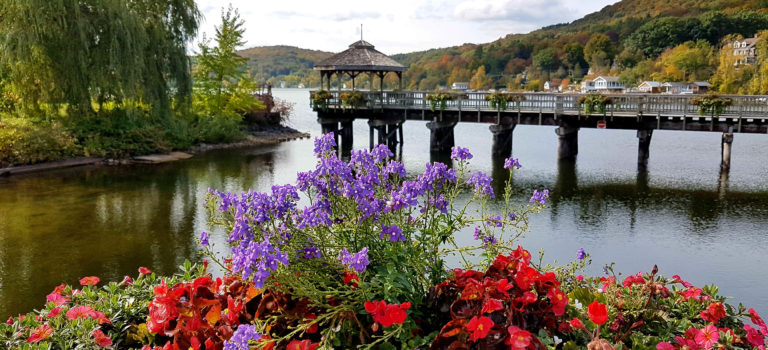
427, 121, 457, 153
489, 124, 516, 158
637, 129, 653, 170
721, 131, 734, 171
556, 123, 579, 161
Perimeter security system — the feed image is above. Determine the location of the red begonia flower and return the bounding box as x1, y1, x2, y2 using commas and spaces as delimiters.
588, 301, 608, 325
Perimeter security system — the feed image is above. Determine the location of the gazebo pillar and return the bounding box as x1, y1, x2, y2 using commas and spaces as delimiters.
397, 72, 403, 91
369, 73, 375, 91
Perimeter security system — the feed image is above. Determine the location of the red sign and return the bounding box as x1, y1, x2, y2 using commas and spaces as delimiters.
597, 120, 607, 129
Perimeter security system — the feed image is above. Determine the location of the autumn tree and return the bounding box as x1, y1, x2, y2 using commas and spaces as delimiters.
533, 48, 559, 73
655, 41, 716, 82
584, 34, 616, 73
469, 66, 492, 90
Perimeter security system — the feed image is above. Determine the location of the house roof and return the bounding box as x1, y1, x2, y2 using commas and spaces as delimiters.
595, 76, 619, 82
639, 81, 661, 87
692, 81, 711, 87
315, 40, 407, 72
662, 82, 686, 87
735, 37, 760, 48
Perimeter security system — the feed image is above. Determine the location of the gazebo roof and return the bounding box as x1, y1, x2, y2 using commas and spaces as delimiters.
315, 40, 407, 73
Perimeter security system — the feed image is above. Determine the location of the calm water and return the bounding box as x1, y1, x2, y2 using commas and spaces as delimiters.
1, 88, 767, 319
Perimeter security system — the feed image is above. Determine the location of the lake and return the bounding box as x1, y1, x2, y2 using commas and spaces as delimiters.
1, 88, 767, 319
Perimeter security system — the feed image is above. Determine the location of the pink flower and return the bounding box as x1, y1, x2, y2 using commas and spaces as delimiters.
656, 342, 675, 350
47, 307, 63, 318
745, 325, 765, 347
120, 276, 134, 286
27, 324, 53, 343
79, 276, 100, 286
138, 267, 152, 275
695, 325, 719, 350
576, 275, 584, 282
507, 326, 532, 349
5, 317, 12, 325
66, 305, 96, 321
46, 293, 68, 306
92, 329, 113, 347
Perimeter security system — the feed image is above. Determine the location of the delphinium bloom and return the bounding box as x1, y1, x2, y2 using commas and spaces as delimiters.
467, 171, 494, 198
380, 225, 406, 242
576, 248, 586, 260
530, 189, 549, 204
338, 248, 370, 273
451, 146, 473, 161
224, 325, 261, 350
313, 132, 336, 155
504, 157, 521, 169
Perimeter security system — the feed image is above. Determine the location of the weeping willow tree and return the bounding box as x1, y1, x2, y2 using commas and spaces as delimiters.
0, 0, 200, 117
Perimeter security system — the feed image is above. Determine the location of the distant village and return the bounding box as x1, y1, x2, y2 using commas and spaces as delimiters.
443, 35, 760, 95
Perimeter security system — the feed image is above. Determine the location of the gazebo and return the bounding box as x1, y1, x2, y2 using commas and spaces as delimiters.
314, 40, 407, 91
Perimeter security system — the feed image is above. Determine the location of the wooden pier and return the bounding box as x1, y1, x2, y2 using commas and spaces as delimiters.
313, 90, 768, 171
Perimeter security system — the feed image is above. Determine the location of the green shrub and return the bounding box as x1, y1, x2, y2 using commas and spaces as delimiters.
0, 116, 79, 167
68, 111, 172, 158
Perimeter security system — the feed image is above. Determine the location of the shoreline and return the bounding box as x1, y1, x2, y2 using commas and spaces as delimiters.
0, 125, 311, 177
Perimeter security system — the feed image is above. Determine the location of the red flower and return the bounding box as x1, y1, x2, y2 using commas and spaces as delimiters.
481, 298, 504, 314
496, 278, 514, 295
588, 301, 608, 326
749, 308, 768, 336
656, 342, 675, 350
139, 267, 152, 275
343, 270, 359, 288
514, 266, 538, 291
466, 316, 494, 342
701, 302, 726, 324
521, 291, 537, 304
79, 276, 100, 286
287, 339, 319, 350
511, 245, 532, 265
121, 276, 134, 286
547, 288, 568, 316
51, 284, 67, 294
306, 313, 318, 334
92, 329, 113, 347
570, 318, 586, 330
364, 300, 410, 328
506, 326, 532, 349
622, 272, 646, 287
27, 324, 53, 343
5, 317, 12, 325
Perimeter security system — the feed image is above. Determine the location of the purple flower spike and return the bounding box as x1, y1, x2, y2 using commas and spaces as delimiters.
530, 189, 549, 204
504, 157, 521, 169
338, 247, 370, 273
313, 132, 336, 155
466, 171, 494, 198
451, 146, 473, 161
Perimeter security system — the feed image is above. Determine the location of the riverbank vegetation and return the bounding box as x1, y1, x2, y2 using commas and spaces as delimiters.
0, 2, 289, 168
3, 138, 767, 349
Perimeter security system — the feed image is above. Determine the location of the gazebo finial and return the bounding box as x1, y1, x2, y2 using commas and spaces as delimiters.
360, 24, 363, 41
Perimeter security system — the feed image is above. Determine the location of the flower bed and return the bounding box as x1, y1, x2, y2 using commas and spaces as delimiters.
2, 135, 768, 350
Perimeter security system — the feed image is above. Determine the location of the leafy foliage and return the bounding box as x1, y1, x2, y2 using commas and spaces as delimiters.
578, 93, 614, 115
340, 91, 366, 109
690, 93, 733, 116
0, 116, 78, 167
426, 93, 456, 111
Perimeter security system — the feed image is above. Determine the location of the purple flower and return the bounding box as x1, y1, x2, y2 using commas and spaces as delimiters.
466, 171, 494, 198
483, 235, 498, 247
371, 144, 394, 162
199, 231, 209, 246
380, 225, 406, 242
224, 325, 261, 350
473, 227, 482, 240
302, 245, 322, 259
530, 189, 549, 204
577, 248, 586, 260
338, 247, 370, 273
504, 157, 521, 169
485, 215, 502, 227
508, 212, 517, 221
314, 132, 336, 155
451, 146, 473, 161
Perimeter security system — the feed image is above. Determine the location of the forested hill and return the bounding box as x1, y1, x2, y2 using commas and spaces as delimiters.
245, 0, 768, 94
238, 46, 332, 88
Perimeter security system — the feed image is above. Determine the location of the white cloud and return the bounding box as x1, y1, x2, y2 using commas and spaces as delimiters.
193, 0, 619, 53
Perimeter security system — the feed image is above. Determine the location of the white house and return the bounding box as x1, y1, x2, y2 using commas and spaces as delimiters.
637, 81, 661, 93
451, 82, 469, 90
593, 76, 624, 92
662, 82, 688, 94
732, 36, 760, 65
580, 80, 596, 93
543, 78, 563, 92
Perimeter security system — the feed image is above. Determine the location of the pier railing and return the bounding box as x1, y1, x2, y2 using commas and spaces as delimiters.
313, 90, 768, 119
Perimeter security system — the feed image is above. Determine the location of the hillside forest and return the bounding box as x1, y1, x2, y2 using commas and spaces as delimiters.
247, 0, 768, 95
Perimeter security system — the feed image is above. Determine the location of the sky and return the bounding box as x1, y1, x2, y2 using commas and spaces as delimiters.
194, 0, 620, 55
